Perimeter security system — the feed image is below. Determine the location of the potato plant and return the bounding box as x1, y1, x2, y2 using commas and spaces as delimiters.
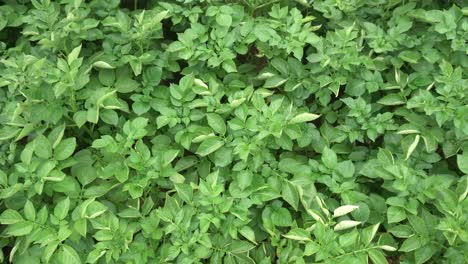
0, 0, 467, 263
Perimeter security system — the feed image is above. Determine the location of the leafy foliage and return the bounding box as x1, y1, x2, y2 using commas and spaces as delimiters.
0, 0, 467, 263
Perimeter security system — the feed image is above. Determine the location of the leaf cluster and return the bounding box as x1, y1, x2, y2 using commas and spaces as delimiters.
0, 0, 467, 263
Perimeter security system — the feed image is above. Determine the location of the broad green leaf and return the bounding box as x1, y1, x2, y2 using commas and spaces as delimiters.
74, 218, 87, 237
84, 201, 107, 219
98, 69, 115, 86
67, 44, 82, 64
222, 60, 237, 73
282, 182, 299, 210
58, 244, 82, 264
457, 153, 468, 174
216, 13, 232, 27
196, 136, 224, 156
289, 113, 320, 124
387, 206, 406, 223
333, 161, 355, 179
361, 223, 380, 246
229, 240, 255, 253
334, 220, 361, 231
283, 228, 311, 241
239, 226, 256, 244
368, 249, 388, 264
43, 241, 59, 263
54, 197, 70, 220
271, 208, 292, 227
399, 235, 422, 252
34, 134, 52, 159
415, 245, 434, 264
54, 137, 76, 160
174, 184, 193, 204
333, 205, 359, 218
389, 225, 414, 238
6, 221, 34, 236
304, 241, 320, 256
73, 111, 87, 127
399, 50, 421, 63
24, 200, 36, 221
207, 113, 226, 135
322, 147, 338, 169
236, 171, 252, 190
0, 126, 21, 141
0, 209, 23, 225
378, 94, 406, 105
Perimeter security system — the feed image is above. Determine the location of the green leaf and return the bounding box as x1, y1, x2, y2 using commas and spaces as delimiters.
399, 50, 421, 64
264, 76, 287, 88
24, 200, 36, 221
175, 184, 193, 204
283, 228, 311, 241
415, 245, 434, 264
74, 218, 87, 237
271, 208, 292, 227
84, 201, 107, 219
58, 244, 82, 264
236, 171, 253, 190
387, 206, 406, 223
361, 223, 380, 246
457, 153, 468, 174
282, 182, 299, 210
289, 113, 320, 124
98, 69, 115, 86
43, 241, 59, 263
54, 197, 70, 220
405, 135, 420, 160
34, 134, 52, 159
196, 136, 225, 156
207, 113, 226, 135
6, 221, 34, 236
368, 249, 388, 264
20, 142, 34, 165
54, 137, 77, 160
0, 209, 23, 225
239, 226, 256, 244
229, 240, 255, 253
73, 111, 87, 127
334, 220, 361, 231
86, 249, 106, 263
93, 61, 114, 69
216, 13, 232, 27
304, 241, 320, 256
399, 235, 422, 252
378, 245, 397, 251
67, 44, 82, 64
389, 225, 414, 238
333, 160, 355, 178
222, 59, 237, 73
322, 147, 338, 169
0, 126, 20, 141
378, 94, 406, 105
333, 205, 359, 218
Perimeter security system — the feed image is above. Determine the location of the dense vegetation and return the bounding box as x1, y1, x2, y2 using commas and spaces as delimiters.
0, 0, 467, 263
